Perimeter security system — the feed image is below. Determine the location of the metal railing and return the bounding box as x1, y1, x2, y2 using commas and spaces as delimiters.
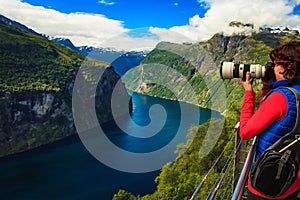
231, 137, 257, 200
190, 124, 257, 200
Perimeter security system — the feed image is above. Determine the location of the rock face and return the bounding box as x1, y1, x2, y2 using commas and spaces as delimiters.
0, 20, 132, 157
0, 66, 130, 157
123, 29, 300, 112
0, 92, 72, 156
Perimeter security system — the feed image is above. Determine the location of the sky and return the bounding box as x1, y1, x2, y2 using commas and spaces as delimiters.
1, 0, 300, 51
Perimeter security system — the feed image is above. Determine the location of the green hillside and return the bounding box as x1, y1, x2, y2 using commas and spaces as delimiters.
123, 30, 300, 113
115, 28, 300, 199
0, 21, 117, 156
0, 21, 110, 94
2, 19, 299, 198
0, 21, 78, 94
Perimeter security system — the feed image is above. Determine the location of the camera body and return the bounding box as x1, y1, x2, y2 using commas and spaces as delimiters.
220, 62, 274, 81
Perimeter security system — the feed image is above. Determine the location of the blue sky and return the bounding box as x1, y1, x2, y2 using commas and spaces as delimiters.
2, 0, 300, 50
21, 0, 208, 29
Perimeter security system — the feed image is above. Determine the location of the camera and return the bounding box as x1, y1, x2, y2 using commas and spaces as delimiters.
220, 62, 274, 81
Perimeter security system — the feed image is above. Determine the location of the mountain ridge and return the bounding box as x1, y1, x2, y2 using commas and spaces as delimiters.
0, 20, 131, 157
114, 27, 300, 200
2, 14, 300, 199
123, 27, 300, 113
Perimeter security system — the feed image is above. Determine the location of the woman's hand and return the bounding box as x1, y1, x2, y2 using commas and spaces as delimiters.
241, 71, 253, 91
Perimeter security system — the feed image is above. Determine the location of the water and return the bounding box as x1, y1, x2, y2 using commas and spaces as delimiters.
0, 92, 219, 200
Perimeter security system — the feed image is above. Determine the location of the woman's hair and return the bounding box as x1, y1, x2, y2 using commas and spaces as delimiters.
270, 41, 300, 81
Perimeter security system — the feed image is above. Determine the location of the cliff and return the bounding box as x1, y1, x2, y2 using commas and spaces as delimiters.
123, 27, 300, 112
0, 21, 130, 157
113, 25, 300, 200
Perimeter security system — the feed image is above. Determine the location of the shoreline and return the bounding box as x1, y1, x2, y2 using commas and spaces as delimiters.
0, 91, 221, 162
0, 133, 80, 162
0, 117, 119, 162
126, 89, 225, 114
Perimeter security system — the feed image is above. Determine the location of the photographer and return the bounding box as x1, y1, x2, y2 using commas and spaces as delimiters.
239, 41, 300, 199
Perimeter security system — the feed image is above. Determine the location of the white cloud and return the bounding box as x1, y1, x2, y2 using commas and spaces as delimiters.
0, 0, 132, 48
149, 27, 196, 43
98, 0, 115, 6
167, 0, 300, 41
0, 0, 165, 51
100, 32, 158, 51
1, 0, 300, 51
197, 0, 210, 9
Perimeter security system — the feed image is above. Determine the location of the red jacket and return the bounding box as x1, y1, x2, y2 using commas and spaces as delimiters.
240, 88, 300, 199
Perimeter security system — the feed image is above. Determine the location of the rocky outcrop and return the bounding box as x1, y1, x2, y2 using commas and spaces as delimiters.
123, 29, 300, 112
0, 19, 133, 157
0, 66, 130, 157
0, 92, 72, 156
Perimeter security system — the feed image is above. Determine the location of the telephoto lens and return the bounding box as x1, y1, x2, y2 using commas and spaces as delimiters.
220, 62, 266, 81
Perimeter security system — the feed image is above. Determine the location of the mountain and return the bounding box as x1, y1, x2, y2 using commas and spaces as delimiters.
47, 36, 79, 52
0, 14, 80, 51
77, 45, 124, 58
111, 51, 148, 77
78, 46, 148, 77
0, 14, 42, 37
114, 25, 300, 199
0, 20, 130, 157
0, 14, 148, 76
123, 27, 300, 112
2, 14, 299, 198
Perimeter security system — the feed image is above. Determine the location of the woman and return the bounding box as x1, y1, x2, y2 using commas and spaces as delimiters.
240, 41, 300, 199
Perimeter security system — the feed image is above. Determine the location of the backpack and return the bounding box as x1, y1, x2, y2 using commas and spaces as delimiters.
250, 87, 300, 198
